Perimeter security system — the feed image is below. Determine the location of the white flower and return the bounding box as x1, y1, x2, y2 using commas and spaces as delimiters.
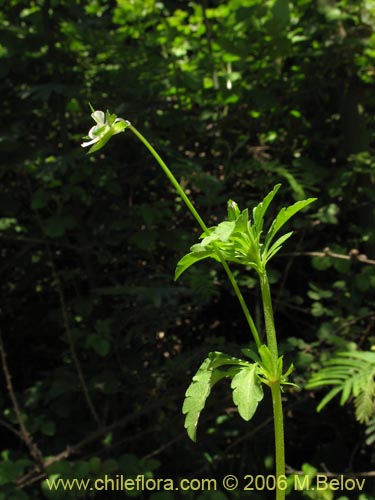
81, 108, 130, 153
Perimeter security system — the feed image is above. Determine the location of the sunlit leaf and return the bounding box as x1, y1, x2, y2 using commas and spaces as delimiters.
231, 364, 264, 421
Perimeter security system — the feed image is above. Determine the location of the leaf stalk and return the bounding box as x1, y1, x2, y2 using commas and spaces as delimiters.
128, 125, 261, 349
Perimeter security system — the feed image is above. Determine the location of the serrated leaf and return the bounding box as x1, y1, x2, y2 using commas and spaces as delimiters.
183, 352, 250, 441
182, 358, 216, 442
183, 366, 228, 441
231, 364, 264, 421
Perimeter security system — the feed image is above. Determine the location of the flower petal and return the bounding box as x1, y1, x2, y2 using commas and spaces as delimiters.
91, 110, 105, 125
81, 137, 99, 147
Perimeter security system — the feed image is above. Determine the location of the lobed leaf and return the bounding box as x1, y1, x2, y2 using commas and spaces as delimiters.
182, 358, 221, 442
183, 352, 250, 441
231, 364, 264, 421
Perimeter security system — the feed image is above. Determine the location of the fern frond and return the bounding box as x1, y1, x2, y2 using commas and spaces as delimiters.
355, 376, 375, 423
306, 350, 375, 424
365, 417, 375, 446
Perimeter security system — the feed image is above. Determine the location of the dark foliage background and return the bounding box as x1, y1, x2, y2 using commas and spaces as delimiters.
0, 0, 374, 498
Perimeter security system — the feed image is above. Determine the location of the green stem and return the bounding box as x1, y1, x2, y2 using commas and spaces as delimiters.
259, 271, 285, 500
129, 125, 208, 234
129, 124, 261, 349
271, 382, 285, 500
259, 272, 278, 360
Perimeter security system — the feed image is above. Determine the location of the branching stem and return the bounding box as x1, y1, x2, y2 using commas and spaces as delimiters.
129, 125, 261, 349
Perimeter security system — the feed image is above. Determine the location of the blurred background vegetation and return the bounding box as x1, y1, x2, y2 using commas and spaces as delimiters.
0, 0, 374, 498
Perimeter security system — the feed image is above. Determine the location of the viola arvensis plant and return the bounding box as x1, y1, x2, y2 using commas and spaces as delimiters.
82, 106, 316, 500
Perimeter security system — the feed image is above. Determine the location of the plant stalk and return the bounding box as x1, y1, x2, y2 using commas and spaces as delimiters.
259, 272, 278, 360
271, 381, 285, 500
259, 271, 285, 500
129, 125, 261, 349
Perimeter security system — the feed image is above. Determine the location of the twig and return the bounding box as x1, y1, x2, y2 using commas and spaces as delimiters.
16, 396, 170, 488
281, 247, 375, 265
142, 432, 186, 460
0, 233, 88, 253
0, 418, 22, 439
21, 174, 101, 428
48, 252, 102, 427
0, 330, 45, 470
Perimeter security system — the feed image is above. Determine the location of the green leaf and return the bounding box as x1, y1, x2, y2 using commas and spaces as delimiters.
174, 246, 218, 280
231, 364, 264, 421
227, 199, 240, 221
266, 197, 316, 248
272, 0, 290, 31
241, 348, 261, 364
252, 184, 281, 233
207, 351, 248, 369
306, 350, 375, 421
31, 188, 50, 209
182, 357, 225, 442
200, 221, 236, 246
43, 215, 77, 238
258, 344, 276, 376
182, 352, 249, 441
355, 376, 375, 423
263, 231, 293, 263
41, 420, 56, 436
316, 386, 342, 412
233, 209, 249, 234
0, 217, 18, 231
85, 334, 111, 357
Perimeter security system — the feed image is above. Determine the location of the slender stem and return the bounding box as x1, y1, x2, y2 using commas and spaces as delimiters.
259, 272, 278, 360
129, 125, 208, 235
271, 382, 285, 500
259, 271, 285, 500
220, 258, 261, 348
129, 125, 261, 349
